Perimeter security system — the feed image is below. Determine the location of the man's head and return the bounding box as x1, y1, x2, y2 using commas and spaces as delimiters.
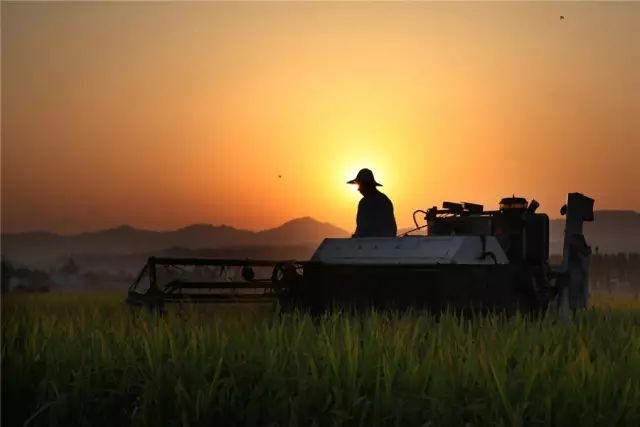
347, 168, 382, 194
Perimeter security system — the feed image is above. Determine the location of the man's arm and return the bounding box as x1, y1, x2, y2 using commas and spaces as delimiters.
353, 198, 367, 237
391, 203, 397, 235
386, 196, 398, 236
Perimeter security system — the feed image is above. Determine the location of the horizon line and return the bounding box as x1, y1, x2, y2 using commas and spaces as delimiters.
2, 209, 638, 236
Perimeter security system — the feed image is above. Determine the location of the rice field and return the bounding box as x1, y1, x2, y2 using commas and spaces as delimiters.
2, 293, 640, 426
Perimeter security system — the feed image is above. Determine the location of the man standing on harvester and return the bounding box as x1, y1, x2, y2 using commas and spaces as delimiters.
347, 168, 397, 237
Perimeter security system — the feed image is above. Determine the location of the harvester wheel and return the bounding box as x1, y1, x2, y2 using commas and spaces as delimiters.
513, 266, 552, 315
241, 266, 255, 281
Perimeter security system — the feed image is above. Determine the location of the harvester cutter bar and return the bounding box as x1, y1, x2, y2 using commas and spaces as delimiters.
126, 256, 304, 309
164, 280, 274, 290
162, 294, 275, 303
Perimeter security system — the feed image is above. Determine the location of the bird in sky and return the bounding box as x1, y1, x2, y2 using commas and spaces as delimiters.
560, 15, 565, 20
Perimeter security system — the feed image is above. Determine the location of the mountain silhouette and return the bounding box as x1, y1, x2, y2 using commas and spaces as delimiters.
2, 211, 638, 266
1, 217, 349, 264
398, 210, 639, 254
549, 210, 640, 254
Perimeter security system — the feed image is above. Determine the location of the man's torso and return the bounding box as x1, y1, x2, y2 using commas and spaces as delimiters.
356, 190, 397, 237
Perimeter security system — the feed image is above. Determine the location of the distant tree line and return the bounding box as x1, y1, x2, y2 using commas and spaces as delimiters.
1, 257, 54, 293
549, 253, 640, 293
588, 253, 640, 293
2, 254, 639, 294
1, 257, 136, 293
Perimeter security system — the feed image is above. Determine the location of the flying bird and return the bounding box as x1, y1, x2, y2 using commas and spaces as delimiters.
560, 15, 565, 20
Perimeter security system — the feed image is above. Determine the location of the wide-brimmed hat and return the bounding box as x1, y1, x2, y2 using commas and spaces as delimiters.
347, 168, 382, 186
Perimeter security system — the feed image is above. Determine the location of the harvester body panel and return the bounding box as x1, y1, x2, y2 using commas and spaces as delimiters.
297, 262, 528, 313
311, 236, 509, 265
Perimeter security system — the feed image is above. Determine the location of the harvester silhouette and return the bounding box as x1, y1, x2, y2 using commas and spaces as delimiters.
127, 193, 594, 315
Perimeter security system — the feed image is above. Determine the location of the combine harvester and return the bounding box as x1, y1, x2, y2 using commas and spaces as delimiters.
127, 193, 594, 315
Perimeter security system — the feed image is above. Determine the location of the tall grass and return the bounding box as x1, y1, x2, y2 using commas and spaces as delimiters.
2, 293, 640, 426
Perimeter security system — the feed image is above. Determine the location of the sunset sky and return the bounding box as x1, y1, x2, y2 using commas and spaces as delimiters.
2, 1, 639, 234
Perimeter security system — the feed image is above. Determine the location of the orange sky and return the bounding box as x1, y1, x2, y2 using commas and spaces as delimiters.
2, 2, 639, 234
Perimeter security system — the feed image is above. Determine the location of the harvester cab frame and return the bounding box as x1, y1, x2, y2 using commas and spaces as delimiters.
127, 193, 594, 316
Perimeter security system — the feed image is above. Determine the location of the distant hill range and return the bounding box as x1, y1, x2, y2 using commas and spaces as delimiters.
399, 210, 639, 255
1, 217, 350, 265
550, 210, 640, 255
1, 211, 638, 267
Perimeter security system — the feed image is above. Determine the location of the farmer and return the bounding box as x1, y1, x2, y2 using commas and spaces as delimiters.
347, 168, 397, 238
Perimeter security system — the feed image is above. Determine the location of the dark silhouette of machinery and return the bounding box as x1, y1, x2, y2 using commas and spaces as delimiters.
127, 193, 594, 315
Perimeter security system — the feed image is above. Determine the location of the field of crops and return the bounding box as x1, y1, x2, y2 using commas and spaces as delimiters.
2, 293, 640, 426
